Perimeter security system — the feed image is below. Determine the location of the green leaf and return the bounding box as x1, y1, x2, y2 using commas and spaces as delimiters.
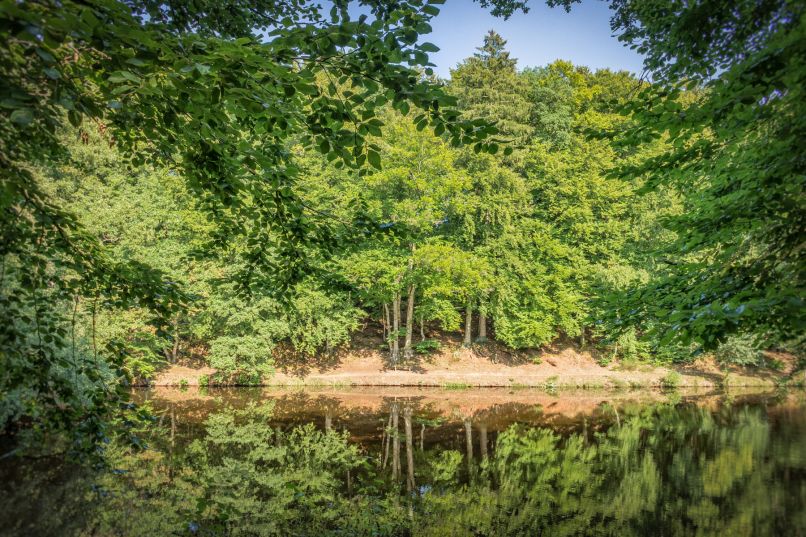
10, 108, 33, 125
367, 149, 381, 170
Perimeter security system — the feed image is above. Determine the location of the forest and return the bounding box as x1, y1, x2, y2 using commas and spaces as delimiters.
1, 0, 805, 459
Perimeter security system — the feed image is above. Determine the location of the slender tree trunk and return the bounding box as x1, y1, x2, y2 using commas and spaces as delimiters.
477, 312, 487, 343
382, 305, 388, 341
384, 303, 391, 340
403, 245, 416, 360
392, 403, 400, 479
91, 296, 98, 363
171, 316, 180, 363
169, 404, 176, 481
382, 414, 392, 469
464, 417, 473, 470
582, 416, 588, 445
420, 315, 425, 341
325, 412, 332, 432
420, 423, 425, 451
479, 423, 488, 459
403, 284, 416, 359
463, 299, 473, 346
404, 406, 415, 494
391, 293, 401, 368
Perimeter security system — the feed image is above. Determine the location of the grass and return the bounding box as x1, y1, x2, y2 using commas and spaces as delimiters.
608, 377, 628, 390
581, 380, 605, 389
543, 375, 559, 389
442, 382, 472, 390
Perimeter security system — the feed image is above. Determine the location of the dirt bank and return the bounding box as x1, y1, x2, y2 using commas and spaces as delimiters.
150, 341, 800, 389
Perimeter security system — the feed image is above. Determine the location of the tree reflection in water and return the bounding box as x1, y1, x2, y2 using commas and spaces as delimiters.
1, 391, 804, 536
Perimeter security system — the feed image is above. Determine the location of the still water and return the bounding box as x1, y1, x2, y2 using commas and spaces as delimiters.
1, 387, 805, 536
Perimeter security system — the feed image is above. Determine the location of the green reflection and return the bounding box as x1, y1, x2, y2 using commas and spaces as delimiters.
1, 396, 804, 536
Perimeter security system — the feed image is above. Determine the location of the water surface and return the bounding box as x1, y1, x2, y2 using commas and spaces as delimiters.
1, 387, 805, 536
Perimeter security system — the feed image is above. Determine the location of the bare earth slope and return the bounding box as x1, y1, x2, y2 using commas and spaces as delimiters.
152, 335, 800, 388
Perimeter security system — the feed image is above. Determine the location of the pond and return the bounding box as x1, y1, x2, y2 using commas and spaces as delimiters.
1, 387, 805, 536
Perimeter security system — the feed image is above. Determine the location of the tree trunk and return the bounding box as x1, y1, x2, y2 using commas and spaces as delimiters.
403, 284, 416, 359
391, 293, 401, 368
171, 316, 180, 362
392, 403, 400, 480
404, 406, 415, 494
420, 315, 425, 341
325, 412, 332, 432
382, 414, 392, 469
169, 404, 176, 481
463, 300, 473, 346
420, 423, 425, 451
479, 423, 488, 459
477, 312, 487, 343
403, 245, 416, 360
464, 417, 474, 470
381, 305, 388, 341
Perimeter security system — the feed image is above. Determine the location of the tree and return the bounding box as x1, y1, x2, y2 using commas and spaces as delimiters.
0, 0, 506, 453
587, 0, 806, 350
449, 31, 533, 144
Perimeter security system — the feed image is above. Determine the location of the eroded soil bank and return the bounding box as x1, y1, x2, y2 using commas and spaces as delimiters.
148, 342, 803, 389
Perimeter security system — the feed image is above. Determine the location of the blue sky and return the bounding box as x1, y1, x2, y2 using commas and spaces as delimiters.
425, 1, 645, 78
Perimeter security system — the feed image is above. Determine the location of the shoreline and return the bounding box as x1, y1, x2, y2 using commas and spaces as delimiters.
144, 346, 803, 390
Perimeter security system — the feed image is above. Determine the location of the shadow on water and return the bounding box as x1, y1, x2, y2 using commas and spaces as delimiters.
1, 387, 805, 536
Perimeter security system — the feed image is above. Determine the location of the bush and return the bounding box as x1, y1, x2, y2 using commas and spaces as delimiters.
596, 352, 613, 367
715, 335, 762, 367
602, 328, 650, 368
615, 328, 650, 364
653, 343, 697, 365
414, 339, 441, 355
660, 371, 681, 390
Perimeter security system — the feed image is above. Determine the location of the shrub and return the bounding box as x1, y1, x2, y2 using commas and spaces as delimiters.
601, 327, 650, 368
715, 335, 762, 367
235, 371, 263, 386
660, 371, 681, 390
615, 328, 650, 364
653, 343, 697, 365
414, 339, 441, 355
597, 352, 613, 367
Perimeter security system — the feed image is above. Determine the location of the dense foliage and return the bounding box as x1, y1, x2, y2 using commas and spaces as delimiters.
1, 0, 804, 456
597, 0, 806, 352
0, 0, 503, 453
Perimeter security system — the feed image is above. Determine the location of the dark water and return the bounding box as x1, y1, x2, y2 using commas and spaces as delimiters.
1, 387, 805, 536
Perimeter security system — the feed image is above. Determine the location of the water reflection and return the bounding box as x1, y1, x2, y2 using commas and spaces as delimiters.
1, 388, 805, 536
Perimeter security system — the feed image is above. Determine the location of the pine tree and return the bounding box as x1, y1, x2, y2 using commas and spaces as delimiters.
449, 31, 532, 144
